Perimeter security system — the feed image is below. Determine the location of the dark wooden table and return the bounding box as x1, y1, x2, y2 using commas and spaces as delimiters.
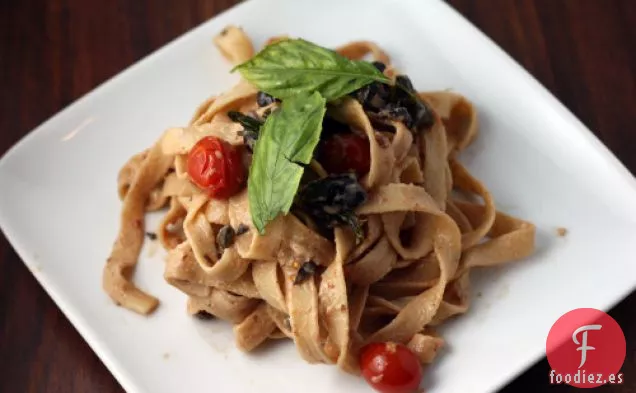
1, 0, 635, 392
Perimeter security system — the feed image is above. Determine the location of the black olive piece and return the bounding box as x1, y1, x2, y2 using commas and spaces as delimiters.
194, 310, 214, 320
298, 173, 367, 232
412, 99, 435, 129
216, 225, 236, 251
378, 104, 414, 129
391, 76, 417, 106
395, 75, 415, 94
391, 74, 435, 130
300, 173, 367, 215
235, 224, 249, 236
261, 108, 273, 120
350, 81, 391, 112
294, 261, 318, 285
256, 91, 279, 107
372, 61, 386, 72
366, 82, 392, 111
350, 83, 369, 101
240, 129, 259, 151
227, 111, 263, 132
368, 84, 392, 111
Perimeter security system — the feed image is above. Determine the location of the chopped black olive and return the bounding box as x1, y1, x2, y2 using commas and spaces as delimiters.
352, 82, 391, 111
395, 75, 415, 94
235, 223, 249, 236
227, 111, 262, 132
394, 75, 435, 129
372, 61, 386, 73
300, 173, 367, 217
145, 232, 157, 240
256, 91, 279, 107
298, 174, 367, 241
377, 104, 414, 128
262, 108, 273, 119
239, 129, 259, 150
194, 310, 214, 320
411, 99, 434, 128
228, 110, 264, 150
294, 261, 318, 285
216, 225, 236, 251
349, 73, 435, 131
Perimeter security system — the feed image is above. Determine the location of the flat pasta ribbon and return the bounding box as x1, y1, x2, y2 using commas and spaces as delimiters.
102, 26, 535, 379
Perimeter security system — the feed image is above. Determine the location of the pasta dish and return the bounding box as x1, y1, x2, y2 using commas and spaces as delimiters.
103, 26, 535, 392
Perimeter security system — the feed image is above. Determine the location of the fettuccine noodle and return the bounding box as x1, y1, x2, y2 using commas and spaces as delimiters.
103, 25, 535, 378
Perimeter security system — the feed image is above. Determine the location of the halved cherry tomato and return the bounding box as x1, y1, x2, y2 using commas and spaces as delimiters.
360, 342, 422, 393
187, 136, 245, 199
318, 133, 371, 176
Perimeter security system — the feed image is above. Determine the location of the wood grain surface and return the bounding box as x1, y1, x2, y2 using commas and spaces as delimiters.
1, 1, 635, 392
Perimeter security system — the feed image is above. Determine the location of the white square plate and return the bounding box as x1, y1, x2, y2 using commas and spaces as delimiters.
1, 0, 636, 392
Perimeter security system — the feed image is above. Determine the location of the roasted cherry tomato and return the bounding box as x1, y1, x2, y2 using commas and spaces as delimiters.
318, 134, 371, 176
187, 136, 245, 199
360, 342, 422, 393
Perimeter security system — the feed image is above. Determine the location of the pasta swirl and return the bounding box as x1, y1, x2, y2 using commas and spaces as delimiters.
102, 26, 535, 379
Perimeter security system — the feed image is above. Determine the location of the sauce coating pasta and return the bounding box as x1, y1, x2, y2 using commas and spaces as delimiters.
103, 25, 535, 388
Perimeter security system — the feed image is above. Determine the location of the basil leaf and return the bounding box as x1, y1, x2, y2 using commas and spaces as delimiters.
248, 92, 326, 233
234, 39, 390, 101
266, 92, 326, 164
248, 139, 303, 233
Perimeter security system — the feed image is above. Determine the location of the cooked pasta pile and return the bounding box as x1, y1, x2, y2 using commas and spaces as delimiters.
103, 26, 535, 375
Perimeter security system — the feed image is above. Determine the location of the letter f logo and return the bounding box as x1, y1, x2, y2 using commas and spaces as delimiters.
572, 325, 602, 368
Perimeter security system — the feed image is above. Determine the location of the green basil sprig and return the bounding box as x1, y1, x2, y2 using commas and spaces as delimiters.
233, 39, 390, 101
239, 38, 391, 233
248, 92, 326, 233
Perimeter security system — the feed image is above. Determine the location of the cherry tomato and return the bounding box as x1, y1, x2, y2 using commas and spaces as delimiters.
360, 342, 422, 393
318, 133, 371, 176
187, 136, 245, 199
